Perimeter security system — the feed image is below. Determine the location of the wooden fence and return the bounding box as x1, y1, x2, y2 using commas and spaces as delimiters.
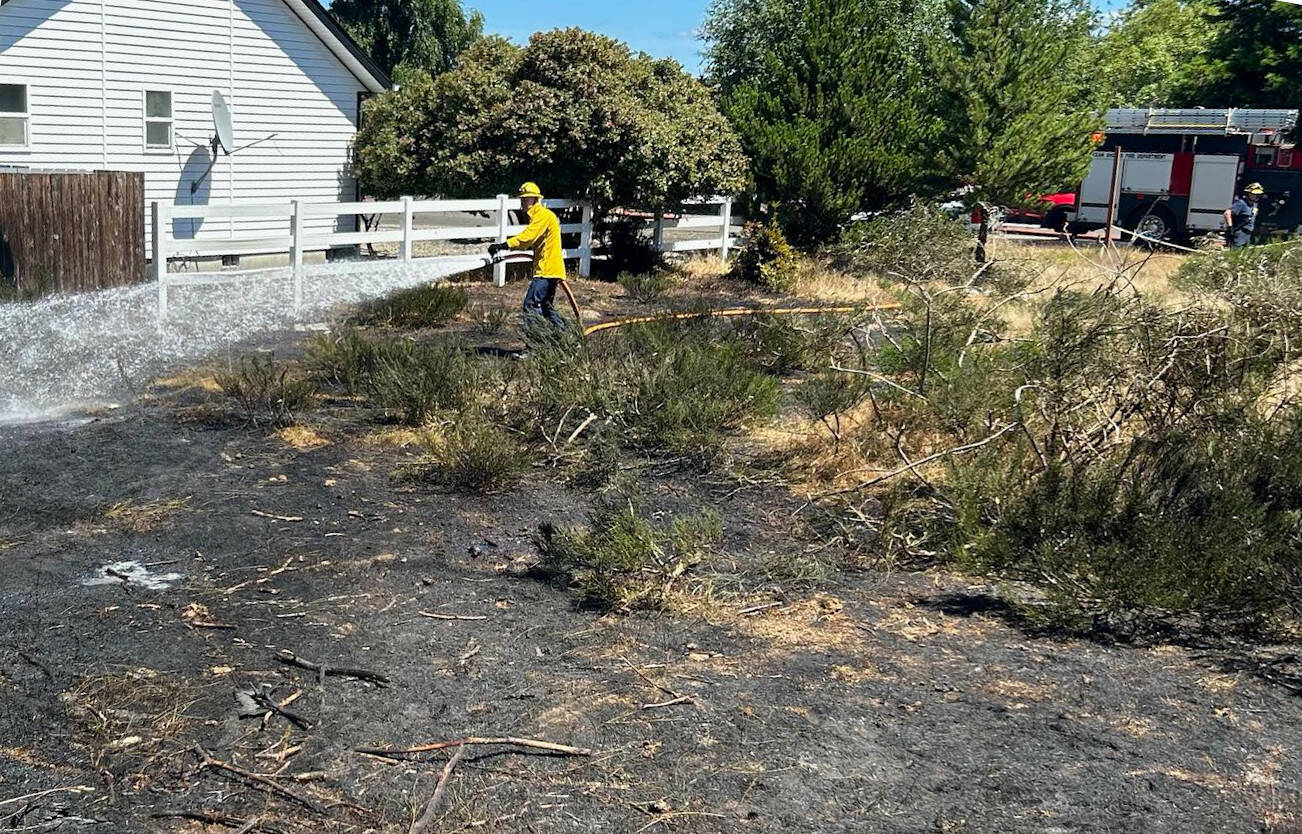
0, 171, 145, 296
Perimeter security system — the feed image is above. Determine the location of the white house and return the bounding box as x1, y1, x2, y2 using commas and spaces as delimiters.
0, 0, 390, 252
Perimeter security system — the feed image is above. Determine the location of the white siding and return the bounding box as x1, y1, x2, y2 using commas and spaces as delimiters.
0, 0, 369, 252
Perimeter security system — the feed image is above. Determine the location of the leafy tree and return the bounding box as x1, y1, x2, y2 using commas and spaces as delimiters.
1184, 0, 1302, 112
935, 0, 1101, 211
330, 0, 483, 77
704, 0, 945, 245
352, 30, 748, 208
1096, 0, 1216, 107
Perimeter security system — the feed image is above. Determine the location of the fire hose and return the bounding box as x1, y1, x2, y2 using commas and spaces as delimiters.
485, 253, 901, 336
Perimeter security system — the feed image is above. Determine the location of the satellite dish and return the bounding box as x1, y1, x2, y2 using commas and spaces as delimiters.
189, 90, 276, 194
211, 90, 234, 155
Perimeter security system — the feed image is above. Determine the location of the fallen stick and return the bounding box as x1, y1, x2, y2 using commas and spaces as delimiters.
408, 745, 466, 834
356, 736, 593, 758
0, 787, 94, 808
620, 656, 680, 700
152, 810, 286, 834
233, 817, 261, 834
250, 509, 304, 522
252, 690, 313, 731
275, 650, 390, 686
186, 620, 237, 630
641, 695, 693, 710
738, 601, 783, 616
565, 413, 599, 446
418, 611, 488, 621
194, 745, 323, 815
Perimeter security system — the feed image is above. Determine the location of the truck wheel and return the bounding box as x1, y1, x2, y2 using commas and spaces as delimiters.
1044, 206, 1071, 233
1127, 205, 1176, 247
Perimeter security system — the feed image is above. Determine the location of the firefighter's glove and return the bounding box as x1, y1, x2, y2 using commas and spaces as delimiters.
487, 242, 508, 256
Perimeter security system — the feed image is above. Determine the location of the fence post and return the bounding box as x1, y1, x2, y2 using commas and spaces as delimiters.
494, 193, 509, 287
579, 201, 594, 278
720, 196, 734, 262
151, 201, 167, 324
653, 210, 665, 254
400, 195, 414, 262
290, 199, 304, 312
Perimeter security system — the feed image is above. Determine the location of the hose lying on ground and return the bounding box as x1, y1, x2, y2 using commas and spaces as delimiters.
580, 304, 901, 336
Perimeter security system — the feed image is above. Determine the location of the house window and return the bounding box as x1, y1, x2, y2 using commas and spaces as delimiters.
144, 90, 172, 150
0, 84, 29, 148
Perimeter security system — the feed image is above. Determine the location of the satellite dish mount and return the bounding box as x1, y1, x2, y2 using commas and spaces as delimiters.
191, 90, 235, 195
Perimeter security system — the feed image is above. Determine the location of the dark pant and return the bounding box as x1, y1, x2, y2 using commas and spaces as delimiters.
523, 277, 565, 329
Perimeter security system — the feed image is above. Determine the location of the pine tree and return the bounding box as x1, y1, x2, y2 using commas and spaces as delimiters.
1186, 0, 1302, 112
1097, 0, 1217, 107
936, 0, 1100, 211
706, 0, 944, 245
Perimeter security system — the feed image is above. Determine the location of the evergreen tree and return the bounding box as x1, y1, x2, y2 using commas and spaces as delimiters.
705, 0, 944, 246
1096, 0, 1216, 107
352, 31, 748, 207
1186, 0, 1302, 112
936, 0, 1100, 209
331, 0, 483, 78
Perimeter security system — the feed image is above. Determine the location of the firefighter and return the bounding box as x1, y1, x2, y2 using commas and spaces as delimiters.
487, 182, 566, 331
1224, 182, 1265, 248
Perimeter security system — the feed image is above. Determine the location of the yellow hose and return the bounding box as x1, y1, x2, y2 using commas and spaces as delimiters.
581, 303, 901, 336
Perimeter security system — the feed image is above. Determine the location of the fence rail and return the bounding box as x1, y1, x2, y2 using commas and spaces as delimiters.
150, 193, 737, 322
644, 196, 736, 257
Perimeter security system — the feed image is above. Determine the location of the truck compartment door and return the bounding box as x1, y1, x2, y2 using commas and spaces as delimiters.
1188, 156, 1241, 231
1076, 152, 1173, 224
1077, 151, 1117, 224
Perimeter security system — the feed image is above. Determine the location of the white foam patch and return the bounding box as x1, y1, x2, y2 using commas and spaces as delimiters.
0, 256, 490, 423
82, 560, 185, 591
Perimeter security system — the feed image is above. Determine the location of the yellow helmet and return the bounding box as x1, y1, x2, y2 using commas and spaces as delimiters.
517, 181, 543, 199
1245, 182, 1265, 195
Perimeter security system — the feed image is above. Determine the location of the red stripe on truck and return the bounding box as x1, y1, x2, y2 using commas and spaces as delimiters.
1170, 152, 1194, 196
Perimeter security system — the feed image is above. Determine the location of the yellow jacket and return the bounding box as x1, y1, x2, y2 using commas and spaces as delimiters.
508, 203, 566, 279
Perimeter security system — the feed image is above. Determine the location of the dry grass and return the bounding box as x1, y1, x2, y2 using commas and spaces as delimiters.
65, 668, 201, 788
275, 425, 331, 450
152, 370, 222, 393
104, 497, 190, 533
792, 259, 885, 303
673, 254, 731, 282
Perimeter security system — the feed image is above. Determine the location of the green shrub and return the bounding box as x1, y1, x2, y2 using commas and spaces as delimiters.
732, 219, 798, 293
618, 271, 674, 304
599, 216, 664, 277
215, 354, 315, 426
427, 420, 527, 494
795, 369, 870, 444
368, 341, 475, 426
807, 214, 1302, 630
735, 312, 855, 376
307, 329, 395, 394
519, 320, 782, 468
534, 497, 722, 611
350, 282, 469, 328
471, 302, 511, 335
567, 431, 621, 491
622, 327, 782, 461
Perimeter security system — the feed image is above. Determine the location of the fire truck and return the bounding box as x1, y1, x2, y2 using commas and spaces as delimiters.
1063, 108, 1302, 243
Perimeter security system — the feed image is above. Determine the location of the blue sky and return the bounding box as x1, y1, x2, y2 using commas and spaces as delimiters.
468, 0, 1127, 73
468, 0, 723, 71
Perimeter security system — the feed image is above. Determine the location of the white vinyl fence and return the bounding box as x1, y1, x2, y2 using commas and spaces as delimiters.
150, 194, 737, 321
644, 196, 736, 257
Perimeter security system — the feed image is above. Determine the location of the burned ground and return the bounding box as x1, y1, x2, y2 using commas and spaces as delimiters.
3, 274, 1302, 833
